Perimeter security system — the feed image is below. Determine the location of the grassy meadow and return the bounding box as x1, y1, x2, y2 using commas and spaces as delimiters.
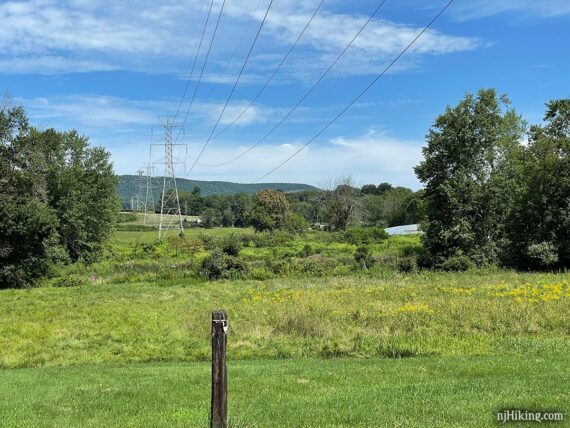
1, 216, 569, 426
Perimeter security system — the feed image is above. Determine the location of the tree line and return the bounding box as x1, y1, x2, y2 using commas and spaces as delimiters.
2, 89, 567, 288
160, 179, 423, 231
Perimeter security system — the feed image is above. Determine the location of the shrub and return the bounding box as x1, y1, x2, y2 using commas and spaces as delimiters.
115, 224, 155, 232
116, 212, 138, 223
220, 235, 242, 256
198, 234, 220, 250
332, 264, 352, 276
286, 212, 309, 235
397, 256, 418, 273
51, 275, 85, 288
527, 241, 559, 268
132, 239, 165, 256
440, 255, 475, 272
354, 245, 374, 269
200, 249, 247, 280
343, 227, 388, 245
295, 259, 325, 276
298, 243, 315, 258
167, 236, 204, 255
265, 259, 292, 275
239, 234, 256, 247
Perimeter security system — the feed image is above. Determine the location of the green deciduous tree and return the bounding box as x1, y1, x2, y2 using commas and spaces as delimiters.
248, 189, 290, 233
31, 128, 119, 262
0, 103, 118, 287
0, 105, 59, 287
509, 99, 570, 268
415, 89, 526, 267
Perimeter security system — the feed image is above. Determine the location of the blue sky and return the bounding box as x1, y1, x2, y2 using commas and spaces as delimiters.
1, 0, 569, 189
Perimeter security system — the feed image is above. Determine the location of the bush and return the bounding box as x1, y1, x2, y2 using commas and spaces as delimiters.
397, 256, 418, 273
527, 241, 559, 268
167, 236, 204, 255
342, 227, 388, 245
239, 234, 257, 247
354, 245, 374, 269
265, 258, 292, 275
286, 212, 309, 235
298, 244, 315, 258
220, 235, 242, 256
440, 255, 475, 272
51, 275, 85, 288
295, 259, 325, 276
115, 224, 155, 232
116, 212, 138, 223
198, 234, 220, 250
200, 249, 247, 280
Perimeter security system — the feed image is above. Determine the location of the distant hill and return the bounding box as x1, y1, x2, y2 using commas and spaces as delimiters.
117, 175, 320, 207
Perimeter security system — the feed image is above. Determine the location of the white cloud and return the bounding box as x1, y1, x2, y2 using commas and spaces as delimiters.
18, 93, 424, 186
21, 95, 163, 128
0, 0, 480, 77
194, 130, 423, 188
452, 0, 570, 21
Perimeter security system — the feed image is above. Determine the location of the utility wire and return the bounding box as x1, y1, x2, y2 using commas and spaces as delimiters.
200, 0, 388, 168
186, 0, 275, 175
174, 0, 227, 143
207, 0, 327, 147
202, 0, 265, 102
253, 0, 456, 183
172, 0, 214, 124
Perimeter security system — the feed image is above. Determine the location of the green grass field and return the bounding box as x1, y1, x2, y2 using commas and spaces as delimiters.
2, 356, 568, 427
1, 225, 568, 426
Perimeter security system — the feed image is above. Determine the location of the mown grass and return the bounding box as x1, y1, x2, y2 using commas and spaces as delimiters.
0, 355, 568, 427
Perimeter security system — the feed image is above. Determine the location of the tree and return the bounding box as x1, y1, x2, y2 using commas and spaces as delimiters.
28, 128, 119, 263
230, 193, 250, 227
200, 208, 219, 229
221, 208, 235, 227
362, 187, 423, 227
324, 177, 361, 230
361, 184, 378, 195
0, 103, 118, 287
248, 189, 290, 232
415, 89, 525, 266
377, 182, 393, 195
0, 105, 60, 287
509, 99, 570, 268
286, 212, 309, 234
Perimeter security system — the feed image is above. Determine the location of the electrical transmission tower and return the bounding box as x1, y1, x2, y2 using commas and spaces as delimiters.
143, 162, 157, 227
151, 119, 187, 238
134, 169, 145, 212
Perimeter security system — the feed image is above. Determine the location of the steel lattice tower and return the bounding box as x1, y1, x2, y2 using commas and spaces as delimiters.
157, 119, 184, 238
134, 169, 145, 212
143, 162, 157, 226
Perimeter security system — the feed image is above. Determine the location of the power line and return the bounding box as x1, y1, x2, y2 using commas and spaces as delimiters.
172, 0, 215, 124
186, 0, 275, 175
174, 0, 227, 143
253, 0, 456, 183
199, 0, 388, 169
207, 0, 327, 146
202, 0, 265, 102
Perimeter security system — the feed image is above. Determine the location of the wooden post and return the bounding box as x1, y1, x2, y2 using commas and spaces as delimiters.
210, 310, 228, 428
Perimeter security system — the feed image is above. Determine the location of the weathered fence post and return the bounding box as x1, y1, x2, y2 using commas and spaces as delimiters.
210, 310, 228, 428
